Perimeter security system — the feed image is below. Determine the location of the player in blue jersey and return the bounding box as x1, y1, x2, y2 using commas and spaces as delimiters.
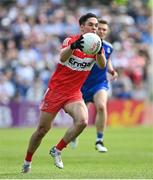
82, 19, 118, 152
70, 19, 118, 151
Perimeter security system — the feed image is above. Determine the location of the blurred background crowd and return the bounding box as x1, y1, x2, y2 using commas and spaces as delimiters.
0, 0, 152, 104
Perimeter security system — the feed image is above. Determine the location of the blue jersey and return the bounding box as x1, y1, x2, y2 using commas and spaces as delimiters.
81, 40, 113, 102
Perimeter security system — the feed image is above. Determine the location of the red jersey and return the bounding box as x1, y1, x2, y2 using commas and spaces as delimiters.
48, 35, 97, 95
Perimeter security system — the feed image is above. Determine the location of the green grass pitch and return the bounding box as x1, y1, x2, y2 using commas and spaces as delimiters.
0, 126, 153, 179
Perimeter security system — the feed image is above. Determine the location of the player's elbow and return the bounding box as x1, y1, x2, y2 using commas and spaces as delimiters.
97, 60, 106, 69
60, 56, 66, 62
100, 62, 106, 69
60, 49, 67, 62
60, 46, 73, 62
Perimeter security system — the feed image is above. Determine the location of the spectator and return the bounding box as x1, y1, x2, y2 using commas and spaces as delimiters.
0, 70, 15, 104
0, 0, 152, 103
112, 67, 133, 99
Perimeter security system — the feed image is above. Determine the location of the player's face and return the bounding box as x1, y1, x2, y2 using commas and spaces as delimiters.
97, 23, 108, 40
81, 17, 98, 34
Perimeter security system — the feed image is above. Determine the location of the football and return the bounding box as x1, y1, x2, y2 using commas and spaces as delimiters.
82, 33, 102, 55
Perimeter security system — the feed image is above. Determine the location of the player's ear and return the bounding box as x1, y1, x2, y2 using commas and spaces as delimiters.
107, 27, 110, 35
80, 24, 84, 33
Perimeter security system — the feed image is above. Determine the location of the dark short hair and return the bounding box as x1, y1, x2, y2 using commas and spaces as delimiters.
79, 13, 97, 26
98, 19, 108, 25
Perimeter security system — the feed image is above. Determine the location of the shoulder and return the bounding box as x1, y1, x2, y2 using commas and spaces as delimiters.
62, 35, 80, 47
103, 40, 113, 53
63, 35, 80, 43
103, 40, 113, 49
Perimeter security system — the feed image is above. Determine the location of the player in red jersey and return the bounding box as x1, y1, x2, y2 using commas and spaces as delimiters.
22, 13, 106, 172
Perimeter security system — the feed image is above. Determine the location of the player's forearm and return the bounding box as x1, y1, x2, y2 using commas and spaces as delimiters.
108, 60, 115, 75
60, 46, 74, 62
108, 59, 114, 74
96, 53, 106, 69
